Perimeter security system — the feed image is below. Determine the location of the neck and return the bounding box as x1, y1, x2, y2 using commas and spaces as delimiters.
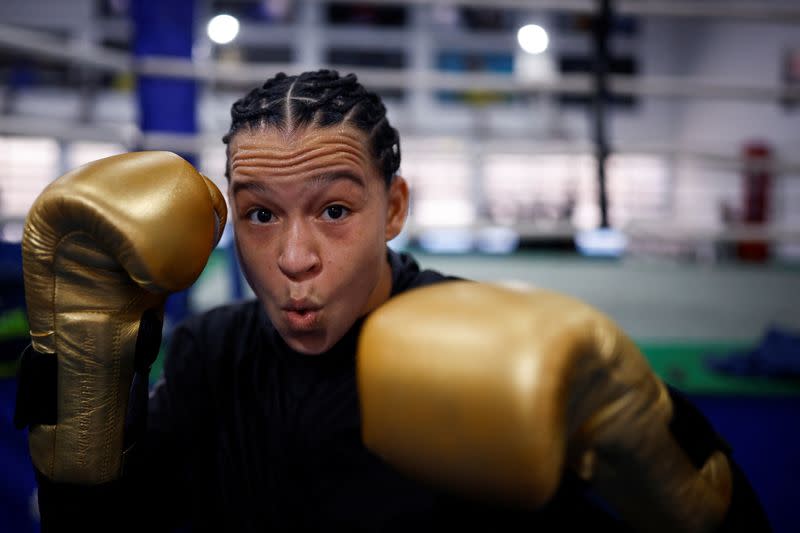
361, 250, 393, 317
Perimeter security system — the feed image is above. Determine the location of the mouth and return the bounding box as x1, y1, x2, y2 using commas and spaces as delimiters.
281, 301, 323, 332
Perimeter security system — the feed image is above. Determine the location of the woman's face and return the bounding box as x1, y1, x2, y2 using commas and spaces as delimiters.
227, 125, 408, 354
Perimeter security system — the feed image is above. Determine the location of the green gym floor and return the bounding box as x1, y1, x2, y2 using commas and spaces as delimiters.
4, 249, 799, 397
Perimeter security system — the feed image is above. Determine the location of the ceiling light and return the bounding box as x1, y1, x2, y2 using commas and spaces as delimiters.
207, 14, 240, 45
517, 24, 549, 55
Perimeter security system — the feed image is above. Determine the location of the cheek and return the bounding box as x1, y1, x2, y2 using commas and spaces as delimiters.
234, 223, 257, 264
323, 221, 384, 278
234, 226, 279, 290
349, 232, 386, 282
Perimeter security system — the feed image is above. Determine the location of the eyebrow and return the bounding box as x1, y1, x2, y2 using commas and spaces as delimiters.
308, 171, 366, 189
231, 171, 366, 197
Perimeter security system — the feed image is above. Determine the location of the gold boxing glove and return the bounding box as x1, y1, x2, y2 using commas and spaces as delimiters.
358, 281, 732, 533
16, 152, 226, 485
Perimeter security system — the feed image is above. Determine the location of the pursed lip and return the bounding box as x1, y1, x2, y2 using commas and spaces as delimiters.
281, 299, 323, 331
282, 298, 322, 313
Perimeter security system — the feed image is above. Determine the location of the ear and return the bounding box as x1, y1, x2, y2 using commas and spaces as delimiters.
385, 175, 409, 241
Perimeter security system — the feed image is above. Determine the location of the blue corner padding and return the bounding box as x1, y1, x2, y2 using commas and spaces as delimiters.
0, 379, 39, 532
0, 241, 23, 282
690, 393, 800, 533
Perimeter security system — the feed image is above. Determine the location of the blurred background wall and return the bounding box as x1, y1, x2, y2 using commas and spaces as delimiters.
1, 1, 798, 531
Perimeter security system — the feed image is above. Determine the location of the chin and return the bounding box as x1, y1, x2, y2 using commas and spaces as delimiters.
283, 332, 334, 355
291, 343, 328, 356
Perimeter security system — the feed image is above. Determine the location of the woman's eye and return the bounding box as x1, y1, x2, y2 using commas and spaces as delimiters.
248, 208, 274, 224
323, 205, 349, 221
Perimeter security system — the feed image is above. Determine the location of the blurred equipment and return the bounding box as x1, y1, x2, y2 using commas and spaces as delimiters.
707, 325, 800, 380
575, 227, 628, 258
781, 46, 800, 110
737, 142, 773, 262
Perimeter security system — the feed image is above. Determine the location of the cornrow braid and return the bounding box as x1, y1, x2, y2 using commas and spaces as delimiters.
223, 70, 401, 186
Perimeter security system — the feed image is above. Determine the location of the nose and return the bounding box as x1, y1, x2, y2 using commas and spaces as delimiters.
277, 219, 321, 281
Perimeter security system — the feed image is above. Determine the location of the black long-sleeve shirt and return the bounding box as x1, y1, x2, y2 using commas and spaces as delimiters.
35, 250, 770, 532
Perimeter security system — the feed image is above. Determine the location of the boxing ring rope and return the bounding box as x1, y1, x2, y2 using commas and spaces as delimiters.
1, 23, 800, 103
332, 0, 800, 23
1, 8, 799, 253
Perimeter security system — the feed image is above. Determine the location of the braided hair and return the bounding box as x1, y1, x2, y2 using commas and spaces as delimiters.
222, 70, 401, 186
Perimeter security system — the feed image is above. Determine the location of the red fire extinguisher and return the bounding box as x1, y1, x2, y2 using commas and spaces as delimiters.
737, 142, 772, 262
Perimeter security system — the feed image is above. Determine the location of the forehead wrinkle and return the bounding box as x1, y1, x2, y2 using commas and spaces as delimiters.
232, 151, 370, 181
229, 125, 383, 184
233, 142, 368, 170
231, 144, 372, 180
232, 126, 367, 155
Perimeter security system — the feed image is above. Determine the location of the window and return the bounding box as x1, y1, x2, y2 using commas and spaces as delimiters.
0, 136, 59, 241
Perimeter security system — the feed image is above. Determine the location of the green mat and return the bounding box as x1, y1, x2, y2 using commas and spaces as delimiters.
641, 342, 800, 396
4, 339, 799, 397
147, 340, 800, 397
